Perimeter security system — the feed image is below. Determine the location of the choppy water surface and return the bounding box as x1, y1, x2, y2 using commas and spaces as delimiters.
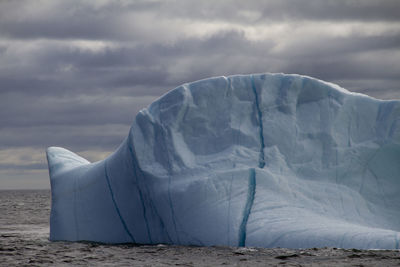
1, 190, 400, 266
0, 190, 50, 239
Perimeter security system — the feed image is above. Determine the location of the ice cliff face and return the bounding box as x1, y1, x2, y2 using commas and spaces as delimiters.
46, 73, 400, 249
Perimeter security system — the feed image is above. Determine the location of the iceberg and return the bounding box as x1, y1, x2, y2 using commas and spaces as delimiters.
46, 73, 400, 249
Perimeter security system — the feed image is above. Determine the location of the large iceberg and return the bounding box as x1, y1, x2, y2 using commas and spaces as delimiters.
46, 73, 400, 249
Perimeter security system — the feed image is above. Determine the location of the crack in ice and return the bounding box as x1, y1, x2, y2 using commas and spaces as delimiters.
127, 136, 155, 243
238, 168, 257, 247
104, 160, 136, 243
251, 75, 265, 168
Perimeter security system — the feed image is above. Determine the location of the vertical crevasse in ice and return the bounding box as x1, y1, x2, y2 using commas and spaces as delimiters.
104, 160, 136, 242
251, 75, 265, 169
238, 75, 266, 246
238, 168, 257, 246
126, 135, 153, 243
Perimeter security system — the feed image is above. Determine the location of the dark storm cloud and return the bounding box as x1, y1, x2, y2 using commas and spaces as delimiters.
256, 0, 400, 22
0, 1, 121, 40
1, 0, 399, 41
3, 29, 399, 91
276, 34, 400, 59
0, 30, 274, 95
160, 0, 400, 23
0, 0, 399, 188
0, 43, 171, 96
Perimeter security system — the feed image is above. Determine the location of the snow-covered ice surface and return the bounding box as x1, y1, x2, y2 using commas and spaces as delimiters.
46, 73, 400, 249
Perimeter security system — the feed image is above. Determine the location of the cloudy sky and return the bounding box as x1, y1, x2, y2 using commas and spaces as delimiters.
0, 0, 399, 189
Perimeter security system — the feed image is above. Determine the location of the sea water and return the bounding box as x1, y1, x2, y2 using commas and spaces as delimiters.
1, 190, 399, 266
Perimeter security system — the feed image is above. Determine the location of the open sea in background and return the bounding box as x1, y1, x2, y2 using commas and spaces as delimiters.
0, 190, 50, 243
1, 190, 399, 266
0, 190, 52, 265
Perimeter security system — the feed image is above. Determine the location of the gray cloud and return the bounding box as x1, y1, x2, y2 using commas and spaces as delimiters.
0, 163, 47, 171
0, 93, 156, 128
0, 0, 399, 188
0, 124, 128, 151
1, 1, 399, 42
0, 1, 121, 40
175, 0, 400, 22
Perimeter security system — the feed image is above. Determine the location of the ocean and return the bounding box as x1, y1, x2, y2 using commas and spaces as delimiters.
1, 190, 399, 266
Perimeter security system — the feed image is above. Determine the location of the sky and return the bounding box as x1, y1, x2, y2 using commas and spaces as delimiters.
0, 0, 399, 189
